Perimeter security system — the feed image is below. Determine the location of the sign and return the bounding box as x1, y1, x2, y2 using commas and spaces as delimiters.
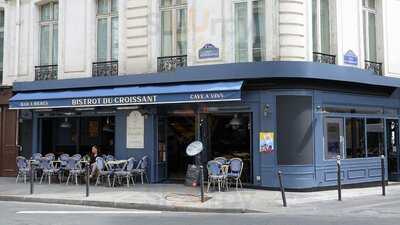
126, 111, 144, 149
343, 50, 358, 65
260, 132, 274, 153
186, 141, 204, 156
198, 43, 219, 59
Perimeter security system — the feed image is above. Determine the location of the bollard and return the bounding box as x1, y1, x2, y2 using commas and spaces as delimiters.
278, 170, 287, 207
337, 155, 342, 201
30, 163, 34, 195
86, 163, 90, 197
200, 165, 205, 203
381, 155, 386, 196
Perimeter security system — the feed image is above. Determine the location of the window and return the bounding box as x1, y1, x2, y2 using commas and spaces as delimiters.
234, 0, 265, 62
39, 2, 58, 66
160, 0, 187, 57
346, 118, 366, 158
97, 0, 118, 62
363, 0, 377, 61
312, 0, 332, 54
0, 10, 4, 84
366, 118, 384, 157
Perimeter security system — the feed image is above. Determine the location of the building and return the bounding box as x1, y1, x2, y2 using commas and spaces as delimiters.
2, 0, 400, 189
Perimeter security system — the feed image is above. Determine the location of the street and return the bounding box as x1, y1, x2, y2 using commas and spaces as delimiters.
2, 194, 400, 225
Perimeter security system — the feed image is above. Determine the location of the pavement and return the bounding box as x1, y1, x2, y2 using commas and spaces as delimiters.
1, 177, 400, 213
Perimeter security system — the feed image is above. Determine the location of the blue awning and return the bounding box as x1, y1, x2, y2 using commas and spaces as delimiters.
9, 81, 243, 109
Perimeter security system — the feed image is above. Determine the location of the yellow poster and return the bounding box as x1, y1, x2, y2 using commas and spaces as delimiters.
260, 132, 274, 153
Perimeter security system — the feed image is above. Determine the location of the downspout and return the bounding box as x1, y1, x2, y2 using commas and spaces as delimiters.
15, 0, 20, 77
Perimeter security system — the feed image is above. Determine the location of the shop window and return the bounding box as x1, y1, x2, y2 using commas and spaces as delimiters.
97, 0, 118, 61
366, 118, 384, 157
0, 10, 4, 84
160, 0, 187, 57
345, 118, 366, 158
234, 0, 265, 62
362, 0, 377, 61
39, 2, 58, 66
323, 105, 384, 115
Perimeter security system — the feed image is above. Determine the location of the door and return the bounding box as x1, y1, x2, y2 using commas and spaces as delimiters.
387, 119, 400, 181
157, 117, 168, 181
325, 117, 344, 159
0, 106, 18, 176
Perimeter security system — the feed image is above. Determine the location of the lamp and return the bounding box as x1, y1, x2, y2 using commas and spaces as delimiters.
103, 117, 114, 132
229, 114, 242, 130
60, 118, 71, 128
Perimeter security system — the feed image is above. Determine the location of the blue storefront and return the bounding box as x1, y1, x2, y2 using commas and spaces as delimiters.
10, 61, 400, 189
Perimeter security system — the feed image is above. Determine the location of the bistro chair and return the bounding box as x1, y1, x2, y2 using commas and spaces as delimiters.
71, 154, 82, 161
105, 155, 115, 162
227, 158, 244, 191
65, 158, 84, 185
31, 153, 42, 161
95, 157, 113, 187
132, 155, 149, 184
112, 157, 136, 187
45, 153, 55, 161
207, 160, 226, 192
214, 157, 227, 165
16, 156, 30, 184
39, 157, 61, 184
58, 154, 70, 182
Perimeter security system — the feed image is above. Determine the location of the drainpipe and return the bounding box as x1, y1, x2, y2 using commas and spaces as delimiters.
15, 0, 20, 77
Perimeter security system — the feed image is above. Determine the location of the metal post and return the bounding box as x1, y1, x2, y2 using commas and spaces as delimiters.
277, 170, 287, 207
86, 163, 90, 197
381, 155, 386, 196
337, 155, 342, 201
200, 165, 204, 203
30, 163, 34, 195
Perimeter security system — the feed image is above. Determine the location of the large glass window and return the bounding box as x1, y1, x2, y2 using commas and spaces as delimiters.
367, 118, 384, 157
39, 2, 58, 65
234, 0, 265, 62
312, 0, 332, 54
325, 118, 344, 159
346, 118, 366, 158
363, 0, 377, 61
0, 10, 4, 84
97, 0, 119, 62
160, 0, 187, 57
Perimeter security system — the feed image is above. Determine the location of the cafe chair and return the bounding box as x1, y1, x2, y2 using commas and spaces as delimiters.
39, 157, 61, 184
132, 156, 149, 184
45, 153, 55, 161
227, 158, 244, 191
31, 153, 42, 161
65, 158, 84, 185
112, 157, 136, 187
95, 157, 112, 187
207, 160, 225, 192
105, 155, 115, 162
71, 154, 82, 161
214, 157, 227, 165
16, 156, 30, 184
58, 154, 70, 182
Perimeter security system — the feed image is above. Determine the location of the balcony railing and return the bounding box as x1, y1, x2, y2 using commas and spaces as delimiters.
313, 52, 336, 65
365, 60, 383, 76
157, 55, 187, 72
92, 60, 118, 77
35, 65, 58, 80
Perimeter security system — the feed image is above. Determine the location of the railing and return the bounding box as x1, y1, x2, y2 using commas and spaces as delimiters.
313, 52, 336, 65
365, 60, 383, 76
92, 60, 118, 77
157, 55, 187, 72
35, 65, 58, 80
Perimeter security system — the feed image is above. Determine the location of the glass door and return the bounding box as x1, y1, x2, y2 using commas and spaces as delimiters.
324, 117, 344, 159
387, 119, 400, 181
157, 117, 168, 181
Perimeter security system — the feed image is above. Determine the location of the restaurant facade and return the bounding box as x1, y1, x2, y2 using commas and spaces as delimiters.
9, 61, 400, 189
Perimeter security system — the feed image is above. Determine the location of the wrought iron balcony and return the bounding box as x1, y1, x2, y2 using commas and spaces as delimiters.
365, 60, 383, 76
313, 52, 336, 65
157, 55, 187, 72
35, 65, 58, 80
92, 60, 118, 77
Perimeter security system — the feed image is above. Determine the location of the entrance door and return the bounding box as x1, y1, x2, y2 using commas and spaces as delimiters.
0, 106, 18, 176
325, 118, 344, 159
387, 119, 400, 181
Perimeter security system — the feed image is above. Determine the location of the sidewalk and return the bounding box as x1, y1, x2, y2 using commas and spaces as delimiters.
0, 177, 399, 213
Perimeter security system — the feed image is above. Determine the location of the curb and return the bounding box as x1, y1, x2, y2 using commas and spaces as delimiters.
0, 195, 262, 214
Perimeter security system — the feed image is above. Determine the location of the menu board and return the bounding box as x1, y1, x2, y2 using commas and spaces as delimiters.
126, 111, 144, 149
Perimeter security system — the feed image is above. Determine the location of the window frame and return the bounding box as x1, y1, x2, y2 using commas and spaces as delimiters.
312, 0, 335, 55
39, 1, 59, 66
96, 0, 119, 62
159, 0, 187, 57
362, 0, 377, 61
0, 9, 4, 71
233, 0, 266, 63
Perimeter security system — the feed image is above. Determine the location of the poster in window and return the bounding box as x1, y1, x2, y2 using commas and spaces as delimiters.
260, 132, 274, 153
126, 111, 144, 149
88, 120, 99, 138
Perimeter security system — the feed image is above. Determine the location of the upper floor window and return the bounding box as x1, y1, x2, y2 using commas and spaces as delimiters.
97, 0, 119, 62
363, 0, 377, 62
0, 10, 4, 83
234, 0, 265, 63
160, 0, 187, 57
312, 0, 331, 54
39, 2, 58, 66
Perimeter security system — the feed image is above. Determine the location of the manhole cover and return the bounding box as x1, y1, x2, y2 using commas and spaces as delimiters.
165, 193, 211, 202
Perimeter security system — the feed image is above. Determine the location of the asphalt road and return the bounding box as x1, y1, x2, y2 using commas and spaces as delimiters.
2, 198, 400, 225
